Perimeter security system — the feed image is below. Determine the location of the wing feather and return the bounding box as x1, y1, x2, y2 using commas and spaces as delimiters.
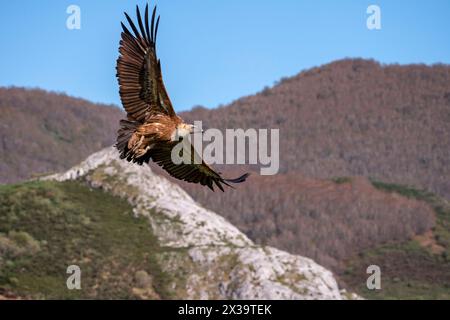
148, 142, 248, 192
136, 6, 149, 45
145, 4, 151, 44
117, 5, 176, 122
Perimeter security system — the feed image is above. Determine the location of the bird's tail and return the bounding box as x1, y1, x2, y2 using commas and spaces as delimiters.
224, 172, 250, 184
116, 119, 140, 158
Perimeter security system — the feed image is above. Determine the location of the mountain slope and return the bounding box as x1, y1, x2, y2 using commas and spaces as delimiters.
0, 87, 124, 184
340, 181, 450, 299
181, 59, 450, 199
175, 58, 450, 274
1, 59, 450, 299
0, 180, 166, 299
0, 147, 355, 299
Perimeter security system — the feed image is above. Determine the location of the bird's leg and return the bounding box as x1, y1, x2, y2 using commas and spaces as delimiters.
133, 135, 153, 158
135, 145, 151, 158
127, 130, 155, 158
128, 133, 142, 151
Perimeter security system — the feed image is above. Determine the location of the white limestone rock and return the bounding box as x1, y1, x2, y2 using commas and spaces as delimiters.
44, 146, 358, 300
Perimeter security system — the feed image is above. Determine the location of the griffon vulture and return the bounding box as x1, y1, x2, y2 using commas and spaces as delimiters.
115, 4, 249, 191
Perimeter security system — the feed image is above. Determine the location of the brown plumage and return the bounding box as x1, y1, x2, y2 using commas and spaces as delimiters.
115, 4, 249, 191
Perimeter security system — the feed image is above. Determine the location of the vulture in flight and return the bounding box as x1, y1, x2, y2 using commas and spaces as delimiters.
115, 4, 249, 191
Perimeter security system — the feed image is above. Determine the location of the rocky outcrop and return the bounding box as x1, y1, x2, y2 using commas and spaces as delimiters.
44, 147, 358, 300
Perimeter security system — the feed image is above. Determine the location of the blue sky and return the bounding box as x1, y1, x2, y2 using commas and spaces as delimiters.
0, 0, 449, 111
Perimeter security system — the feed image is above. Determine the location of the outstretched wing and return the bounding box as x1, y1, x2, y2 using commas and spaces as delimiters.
117, 4, 175, 122
149, 141, 249, 192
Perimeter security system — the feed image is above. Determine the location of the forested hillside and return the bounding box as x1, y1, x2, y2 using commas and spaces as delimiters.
1, 59, 450, 297
0, 87, 123, 183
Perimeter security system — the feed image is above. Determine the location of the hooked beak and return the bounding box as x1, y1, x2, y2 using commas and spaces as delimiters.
192, 125, 204, 133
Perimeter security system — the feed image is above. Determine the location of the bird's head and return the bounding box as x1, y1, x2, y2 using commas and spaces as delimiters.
172, 123, 203, 140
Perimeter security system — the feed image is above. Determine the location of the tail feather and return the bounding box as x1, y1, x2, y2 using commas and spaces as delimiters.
224, 172, 250, 184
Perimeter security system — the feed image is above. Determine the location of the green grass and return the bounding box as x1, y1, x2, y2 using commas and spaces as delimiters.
341, 241, 450, 300
369, 179, 433, 201
340, 180, 450, 299
0, 180, 172, 299
370, 179, 450, 258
